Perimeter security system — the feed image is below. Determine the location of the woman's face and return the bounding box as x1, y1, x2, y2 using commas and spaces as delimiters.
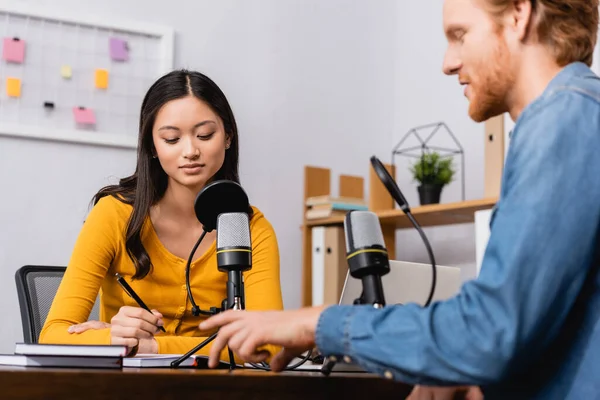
152, 95, 230, 192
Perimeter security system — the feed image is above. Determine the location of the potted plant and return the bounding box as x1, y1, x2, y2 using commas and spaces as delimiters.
410, 151, 456, 205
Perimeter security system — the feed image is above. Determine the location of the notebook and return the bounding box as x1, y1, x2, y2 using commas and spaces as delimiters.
14, 343, 129, 357
0, 354, 122, 369
123, 354, 236, 369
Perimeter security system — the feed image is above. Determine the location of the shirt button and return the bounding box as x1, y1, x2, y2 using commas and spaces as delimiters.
181, 285, 186, 290
343, 356, 352, 363
384, 370, 393, 380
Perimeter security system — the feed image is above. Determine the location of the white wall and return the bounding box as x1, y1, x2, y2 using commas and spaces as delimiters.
0, 0, 397, 351
391, 2, 485, 281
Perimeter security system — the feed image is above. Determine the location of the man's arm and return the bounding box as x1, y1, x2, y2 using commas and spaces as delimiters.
316, 91, 600, 385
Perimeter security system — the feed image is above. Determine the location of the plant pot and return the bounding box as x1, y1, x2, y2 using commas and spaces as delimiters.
418, 184, 443, 205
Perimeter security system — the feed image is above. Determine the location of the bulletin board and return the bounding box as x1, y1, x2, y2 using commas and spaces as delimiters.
0, 4, 174, 149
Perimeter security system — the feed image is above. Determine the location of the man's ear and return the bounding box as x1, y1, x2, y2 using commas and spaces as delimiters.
510, 0, 534, 41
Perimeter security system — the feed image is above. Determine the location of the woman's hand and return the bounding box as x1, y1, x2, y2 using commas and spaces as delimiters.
109, 306, 163, 352
68, 320, 111, 334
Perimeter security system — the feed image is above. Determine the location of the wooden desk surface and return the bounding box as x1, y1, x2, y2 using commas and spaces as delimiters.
0, 366, 414, 399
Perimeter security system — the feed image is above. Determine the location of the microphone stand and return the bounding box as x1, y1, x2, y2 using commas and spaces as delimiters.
170, 281, 242, 370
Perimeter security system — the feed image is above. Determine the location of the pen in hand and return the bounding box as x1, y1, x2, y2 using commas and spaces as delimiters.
115, 273, 166, 333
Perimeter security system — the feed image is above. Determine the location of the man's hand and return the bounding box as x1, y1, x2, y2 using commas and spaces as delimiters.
199, 306, 325, 371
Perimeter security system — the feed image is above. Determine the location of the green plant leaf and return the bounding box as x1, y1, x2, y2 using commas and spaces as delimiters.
410, 151, 456, 186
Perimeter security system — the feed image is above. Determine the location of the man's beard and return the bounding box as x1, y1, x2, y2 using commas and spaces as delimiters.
468, 35, 515, 122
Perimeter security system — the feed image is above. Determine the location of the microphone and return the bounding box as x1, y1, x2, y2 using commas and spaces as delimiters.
344, 211, 390, 308
172, 181, 250, 369
186, 180, 250, 317
216, 212, 252, 311
320, 210, 390, 376
213, 212, 314, 372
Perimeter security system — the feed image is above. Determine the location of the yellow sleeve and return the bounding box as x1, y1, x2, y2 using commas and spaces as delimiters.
39, 196, 122, 345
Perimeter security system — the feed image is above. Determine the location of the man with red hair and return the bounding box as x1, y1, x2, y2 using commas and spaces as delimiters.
201, 1, 600, 398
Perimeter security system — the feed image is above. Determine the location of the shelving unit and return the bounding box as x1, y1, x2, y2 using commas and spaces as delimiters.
301, 163, 498, 307
306, 198, 497, 228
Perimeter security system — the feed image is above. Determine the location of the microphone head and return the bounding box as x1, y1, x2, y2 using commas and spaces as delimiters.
216, 212, 251, 272
216, 212, 251, 249
194, 180, 249, 232
344, 211, 390, 279
370, 155, 410, 212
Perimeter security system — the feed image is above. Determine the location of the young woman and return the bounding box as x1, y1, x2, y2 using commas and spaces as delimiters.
39, 70, 283, 359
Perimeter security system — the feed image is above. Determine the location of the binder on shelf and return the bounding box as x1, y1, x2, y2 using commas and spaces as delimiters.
311, 227, 325, 306
323, 226, 347, 305
311, 226, 347, 306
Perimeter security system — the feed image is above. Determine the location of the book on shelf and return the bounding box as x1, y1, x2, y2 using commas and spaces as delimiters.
305, 208, 348, 220
305, 195, 366, 207
305, 202, 368, 220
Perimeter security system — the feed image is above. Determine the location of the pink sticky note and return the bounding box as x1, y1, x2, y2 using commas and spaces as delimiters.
73, 107, 96, 125
109, 37, 129, 61
3, 37, 25, 63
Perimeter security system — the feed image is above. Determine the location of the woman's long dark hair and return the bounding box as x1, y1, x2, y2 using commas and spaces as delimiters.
92, 70, 240, 279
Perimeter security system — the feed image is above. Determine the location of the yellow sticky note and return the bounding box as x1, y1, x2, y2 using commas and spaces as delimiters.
95, 69, 109, 89
6, 77, 21, 97
61, 65, 72, 79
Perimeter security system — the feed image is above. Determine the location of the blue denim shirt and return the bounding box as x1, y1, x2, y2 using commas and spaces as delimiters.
316, 62, 600, 399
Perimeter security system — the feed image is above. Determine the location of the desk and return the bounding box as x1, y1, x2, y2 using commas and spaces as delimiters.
0, 366, 414, 399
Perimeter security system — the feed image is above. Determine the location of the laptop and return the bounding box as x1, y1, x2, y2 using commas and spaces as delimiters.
339, 260, 462, 307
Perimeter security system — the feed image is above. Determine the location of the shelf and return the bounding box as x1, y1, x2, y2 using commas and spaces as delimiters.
305, 197, 498, 229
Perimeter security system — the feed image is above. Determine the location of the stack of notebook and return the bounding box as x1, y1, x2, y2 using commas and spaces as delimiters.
0, 343, 234, 369
0, 343, 128, 368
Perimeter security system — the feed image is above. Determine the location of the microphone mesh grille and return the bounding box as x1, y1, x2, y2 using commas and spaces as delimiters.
344, 211, 385, 251
216, 213, 251, 248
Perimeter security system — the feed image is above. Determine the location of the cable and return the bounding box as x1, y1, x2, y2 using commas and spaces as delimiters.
186, 230, 220, 316
406, 212, 437, 307
247, 349, 313, 371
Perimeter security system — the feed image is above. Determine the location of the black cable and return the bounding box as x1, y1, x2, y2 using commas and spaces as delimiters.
186, 230, 218, 316
405, 212, 437, 307
247, 349, 313, 371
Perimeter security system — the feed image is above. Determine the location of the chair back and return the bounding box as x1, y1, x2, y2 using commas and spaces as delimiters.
15, 265, 100, 343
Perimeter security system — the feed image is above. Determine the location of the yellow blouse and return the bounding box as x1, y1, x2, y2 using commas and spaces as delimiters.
39, 195, 283, 360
